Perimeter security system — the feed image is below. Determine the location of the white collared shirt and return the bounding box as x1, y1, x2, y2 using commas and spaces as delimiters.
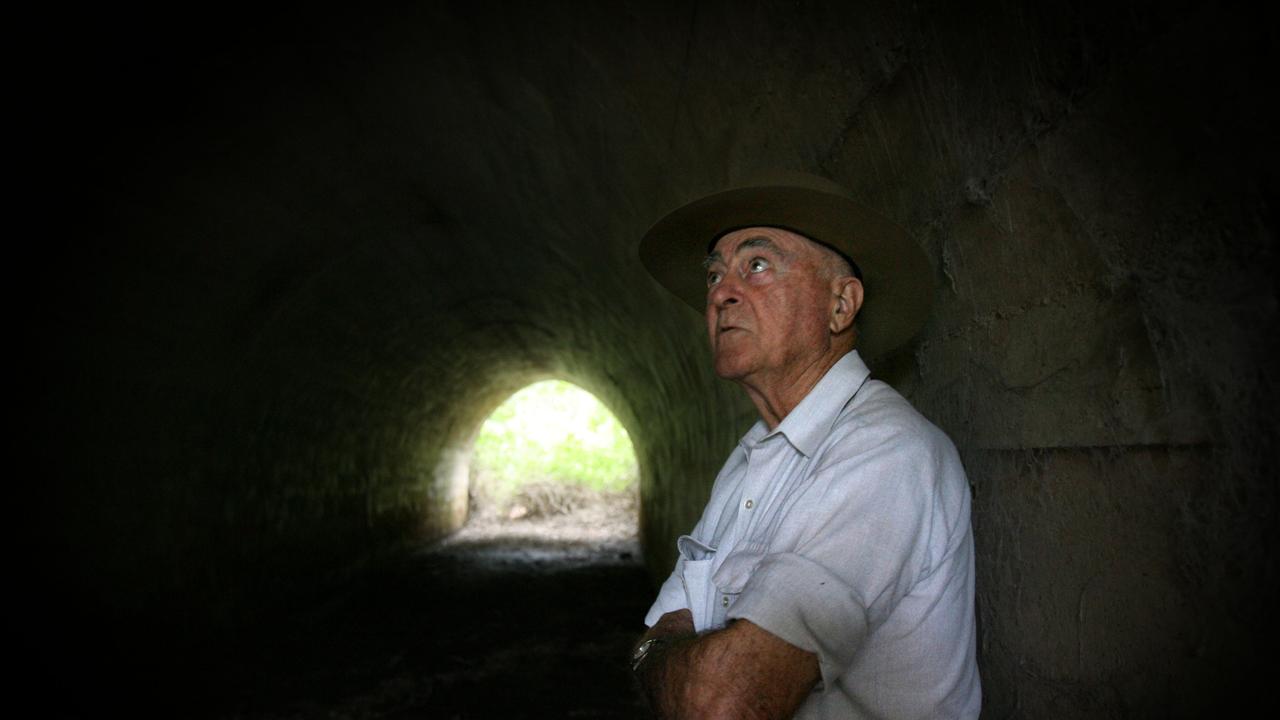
645, 351, 981, 719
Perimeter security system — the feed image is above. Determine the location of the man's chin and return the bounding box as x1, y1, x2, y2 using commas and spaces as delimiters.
712, 356, 752, 381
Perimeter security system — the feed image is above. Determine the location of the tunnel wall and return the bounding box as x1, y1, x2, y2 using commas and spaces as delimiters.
28, 1, 1274, 716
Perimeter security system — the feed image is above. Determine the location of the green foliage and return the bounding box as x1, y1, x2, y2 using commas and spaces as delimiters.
470, 380, 638, 508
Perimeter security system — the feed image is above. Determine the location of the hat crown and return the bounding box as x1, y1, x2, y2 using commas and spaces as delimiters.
727, 169, 853, 199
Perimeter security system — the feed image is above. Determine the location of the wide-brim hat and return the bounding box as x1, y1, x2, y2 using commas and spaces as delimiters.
638, 170, 936, 362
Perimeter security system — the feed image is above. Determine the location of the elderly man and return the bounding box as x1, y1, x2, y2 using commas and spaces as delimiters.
632, 172, 980, 719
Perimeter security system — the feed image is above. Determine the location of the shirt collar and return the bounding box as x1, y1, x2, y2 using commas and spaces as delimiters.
754, 350, 871, 457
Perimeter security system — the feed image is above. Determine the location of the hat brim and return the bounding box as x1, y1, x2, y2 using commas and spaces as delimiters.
638, 184, 936, 362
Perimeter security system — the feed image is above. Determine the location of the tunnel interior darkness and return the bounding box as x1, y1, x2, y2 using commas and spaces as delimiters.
24, 1, 1277, 717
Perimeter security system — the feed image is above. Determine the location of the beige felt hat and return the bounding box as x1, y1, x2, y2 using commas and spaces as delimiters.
638, 170, 936, 362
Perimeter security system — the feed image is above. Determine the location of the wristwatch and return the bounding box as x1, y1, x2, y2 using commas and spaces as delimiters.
631, 637, 668, 673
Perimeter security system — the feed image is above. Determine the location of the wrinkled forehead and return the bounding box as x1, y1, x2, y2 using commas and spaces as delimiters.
706, 226, 811, 261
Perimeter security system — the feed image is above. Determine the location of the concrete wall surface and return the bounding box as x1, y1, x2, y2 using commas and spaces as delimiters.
22, 1, 1275, 716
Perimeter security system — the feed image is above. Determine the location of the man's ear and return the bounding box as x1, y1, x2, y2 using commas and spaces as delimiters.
829, 277, 864, 334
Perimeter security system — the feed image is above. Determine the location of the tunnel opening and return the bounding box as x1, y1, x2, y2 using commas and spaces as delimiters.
434, 378, 642, 565
470, 379, 638, 517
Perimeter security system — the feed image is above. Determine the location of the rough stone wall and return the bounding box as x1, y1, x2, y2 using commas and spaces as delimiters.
26, 1, 1274, 715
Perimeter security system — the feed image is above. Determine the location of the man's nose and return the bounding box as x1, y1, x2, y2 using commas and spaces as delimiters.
707, 274, 742, 308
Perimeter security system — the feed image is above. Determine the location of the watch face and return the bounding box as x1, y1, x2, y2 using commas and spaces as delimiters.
633, 639, 655, 660
631, 638, 660, 670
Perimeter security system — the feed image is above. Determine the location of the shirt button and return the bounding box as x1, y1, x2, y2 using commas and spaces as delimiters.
722, 596, 729, 607
744, 499, 754, 509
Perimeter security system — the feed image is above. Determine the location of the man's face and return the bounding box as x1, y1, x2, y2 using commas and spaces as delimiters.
703, 227, 835, 384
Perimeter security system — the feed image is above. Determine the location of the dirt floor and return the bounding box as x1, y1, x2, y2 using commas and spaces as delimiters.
194, 492, 653, 719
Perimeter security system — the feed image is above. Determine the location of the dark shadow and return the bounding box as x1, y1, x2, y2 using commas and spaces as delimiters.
176, 508, 650, 719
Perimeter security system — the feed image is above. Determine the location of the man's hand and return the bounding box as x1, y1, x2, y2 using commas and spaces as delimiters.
634, 610, 820, 720
636, 607, 696, 646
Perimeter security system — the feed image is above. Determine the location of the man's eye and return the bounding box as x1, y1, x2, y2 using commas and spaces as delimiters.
706, 271, 722, 287
748, 257, 770, 273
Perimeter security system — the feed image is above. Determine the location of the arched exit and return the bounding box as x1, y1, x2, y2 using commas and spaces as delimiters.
466, 380, 639, 543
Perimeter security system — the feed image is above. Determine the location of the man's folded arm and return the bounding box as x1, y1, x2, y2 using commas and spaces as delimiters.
635, 610, 820, 720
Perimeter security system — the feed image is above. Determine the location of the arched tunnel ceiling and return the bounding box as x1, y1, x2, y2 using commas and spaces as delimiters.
27, 2, 1277, 715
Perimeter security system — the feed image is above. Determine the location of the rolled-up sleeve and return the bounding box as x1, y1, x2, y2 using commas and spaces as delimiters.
726, 552, 870, 689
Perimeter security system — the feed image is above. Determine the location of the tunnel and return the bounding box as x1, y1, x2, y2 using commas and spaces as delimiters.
24, 1, 1276, 717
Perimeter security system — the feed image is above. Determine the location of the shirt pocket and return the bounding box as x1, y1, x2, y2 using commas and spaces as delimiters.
710, 549, 765, 627
676, 535, 717, 631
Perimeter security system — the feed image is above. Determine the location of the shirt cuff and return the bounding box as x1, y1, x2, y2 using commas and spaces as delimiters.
725, 552, 869, 690
644, 568, 688, 627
